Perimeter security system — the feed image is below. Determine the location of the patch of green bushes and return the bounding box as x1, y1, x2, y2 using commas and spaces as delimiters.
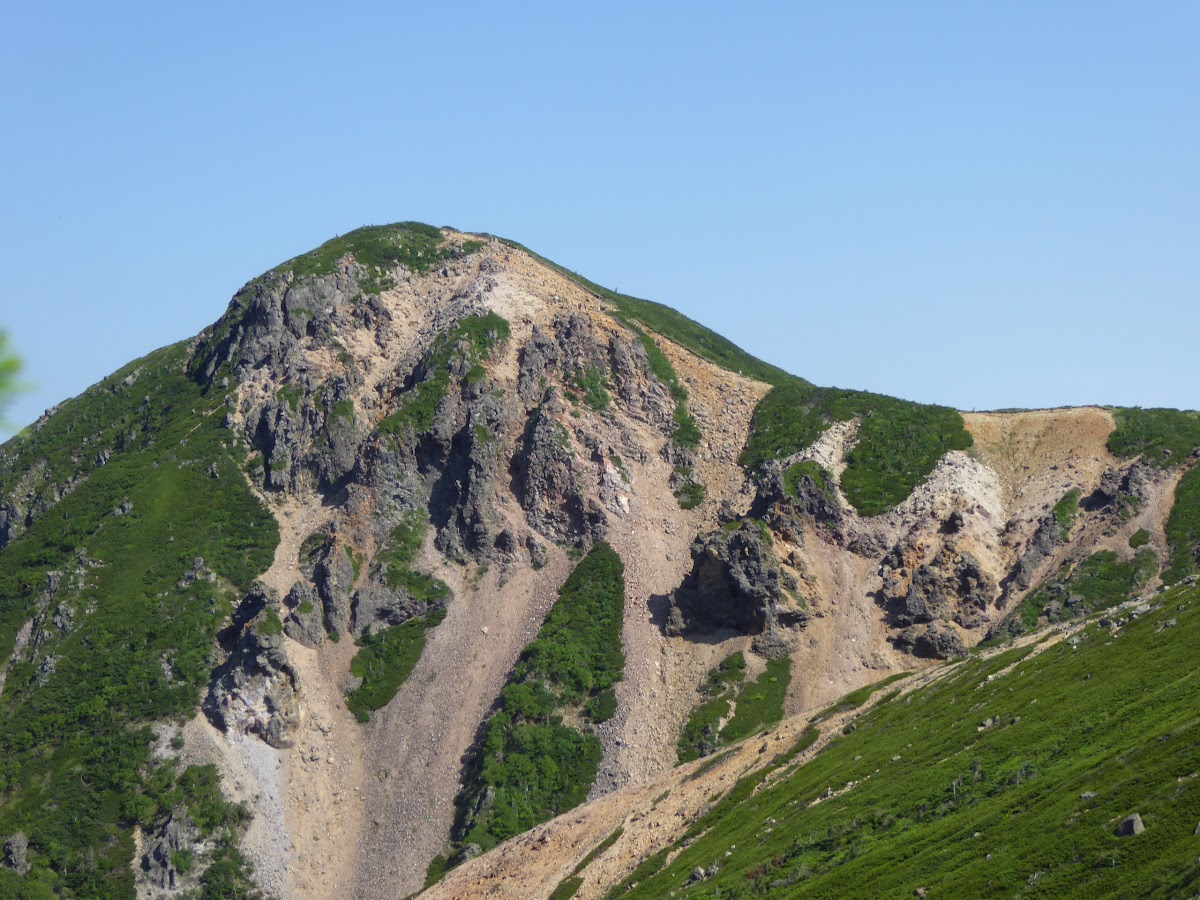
372, 514, 450, 604
567, 365, 612, 411
276, 222, 452, 280
677, 652, 747, 763
378, 312, 511, 436
1053, 488, 1082, 540
449, 543, 626, 859
673, 479, 706, 510
816, 672, 911, 719
492, 241, 978, 516
346, 607, 447, 723
1107, 407, 1200, 468
721, 658, 792, 743
742, 382, 973, 516
277, 383, 302, 410
1164, 466, 1200, 583
1010, 549, 1158, 633
1128, 528, 1151, 549
677, 653, 792, 762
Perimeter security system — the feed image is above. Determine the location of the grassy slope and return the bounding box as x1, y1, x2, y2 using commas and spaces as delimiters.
0, 343, 277, 896
608, 585, 1200, 899
498, 237, 972, 517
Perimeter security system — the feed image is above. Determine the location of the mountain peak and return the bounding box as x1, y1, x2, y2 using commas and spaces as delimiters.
0, 223, 1197, 898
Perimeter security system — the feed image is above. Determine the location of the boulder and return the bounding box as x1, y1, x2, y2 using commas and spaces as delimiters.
1116, 813, 1145, 837
666, 521, 800, 638
3, 833, 30, 876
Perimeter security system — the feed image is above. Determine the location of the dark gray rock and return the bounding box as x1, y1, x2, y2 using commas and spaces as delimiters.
894, 622, 968, 660
752, 628, 793, 659
896, 546, 997, 628
517, 325, 561, 408
3, 833, 30, 876
140, 814, 193, 890
204, 586, 300, 748
1116, 813, 1145, 837
1010, 516, 1063, 592
315, 542, 357, 636
512, 398, 606, 546
527, 534, 548, 569
284, 582, 325, 648
666, 521, 804, 638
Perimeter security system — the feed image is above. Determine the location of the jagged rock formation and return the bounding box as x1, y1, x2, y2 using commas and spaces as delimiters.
665, 520, 805, 654
205, 585, 301, 749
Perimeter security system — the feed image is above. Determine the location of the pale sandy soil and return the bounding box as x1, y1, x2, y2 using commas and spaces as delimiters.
963, 407, 1117, 519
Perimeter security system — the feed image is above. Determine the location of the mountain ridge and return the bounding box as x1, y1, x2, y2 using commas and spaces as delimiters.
0, 222, 1196, 899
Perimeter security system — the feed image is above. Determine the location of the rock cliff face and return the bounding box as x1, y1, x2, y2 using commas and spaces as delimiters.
1, 225, 1195, 900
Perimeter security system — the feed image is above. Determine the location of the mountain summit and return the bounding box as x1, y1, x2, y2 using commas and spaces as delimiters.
1, 223, 1197, 898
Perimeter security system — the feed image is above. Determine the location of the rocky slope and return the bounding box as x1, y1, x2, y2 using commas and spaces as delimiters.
0, 223, 1196, 898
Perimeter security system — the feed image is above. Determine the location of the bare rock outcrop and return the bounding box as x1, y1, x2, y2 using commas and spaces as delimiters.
665, 520, 804, 644
512, 397, 606, 546
204, 585, 300, 749
140, 814, 196, 891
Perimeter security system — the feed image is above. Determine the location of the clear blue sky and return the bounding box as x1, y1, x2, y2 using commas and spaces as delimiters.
2, 2, 1197, 434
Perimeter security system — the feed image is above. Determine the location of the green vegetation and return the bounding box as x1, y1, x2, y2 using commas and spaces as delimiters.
0, 341, 277, 895
549, 826, 626, 899
1164, 466, 1200, 584
612, 316, 700, 450
1053, 487, 1082, 540
378, 312, 511, 436
277, 383, 302, 410
677, 654, 793, 763
346, 607, 447, 723
721, 658, 792, 743
276, 222, 456, 284
566, 365, 612, 411
742, 382, 973, 516
0, 329, 21, 429
673, 479, 706, 510
549, 876, 584, 900
1107, 407, 1200, 468
1129, 528, 1152, 549
783, 461, 834, 503
118, 761, 264, 898
424, 853, 451, 891
495, 240, 973, 515
1008, 549, 1158, 634
677, 652, 748, 763
815, 671, 911, 720
450, 543, 626, 859
609, 583, 1200, 899
372, 514, 451, 604
497, 239, 792, 386
496, 240, 709, 499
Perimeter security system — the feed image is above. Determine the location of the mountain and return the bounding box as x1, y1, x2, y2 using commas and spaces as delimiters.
0, 223, 1197, 899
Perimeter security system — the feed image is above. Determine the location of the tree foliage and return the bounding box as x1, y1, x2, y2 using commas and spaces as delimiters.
451, 543, 626, 858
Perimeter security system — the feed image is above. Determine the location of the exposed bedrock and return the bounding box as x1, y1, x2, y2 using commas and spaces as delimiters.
665, 520, 804, 653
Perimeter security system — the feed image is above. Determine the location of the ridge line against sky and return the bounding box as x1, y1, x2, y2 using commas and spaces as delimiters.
1, 1, 1197, 434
